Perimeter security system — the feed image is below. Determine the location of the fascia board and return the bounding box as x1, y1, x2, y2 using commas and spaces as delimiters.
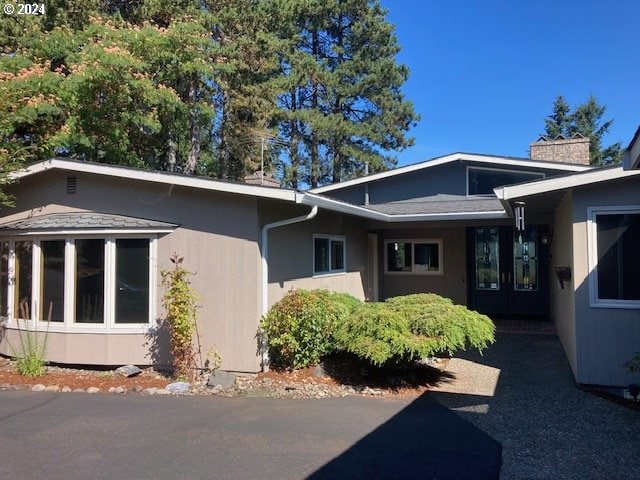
309, 153, 593, 194
10, 159, 298, 202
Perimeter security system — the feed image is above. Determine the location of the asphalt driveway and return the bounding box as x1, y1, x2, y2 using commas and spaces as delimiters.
0, 389, 499, 480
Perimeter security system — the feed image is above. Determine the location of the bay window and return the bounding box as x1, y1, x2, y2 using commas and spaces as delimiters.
0, 235, 156, 329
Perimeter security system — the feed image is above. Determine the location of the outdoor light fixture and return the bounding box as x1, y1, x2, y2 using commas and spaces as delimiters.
514, 201, 525, 232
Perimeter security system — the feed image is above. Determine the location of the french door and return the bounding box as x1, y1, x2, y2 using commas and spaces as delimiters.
467, 226, 549, 317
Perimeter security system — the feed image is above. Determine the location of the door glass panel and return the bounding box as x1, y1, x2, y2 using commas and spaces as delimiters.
514, 227, 538, 291
475, 228, 499, 290
15, 241, 33, 319
0, 242, 8, 317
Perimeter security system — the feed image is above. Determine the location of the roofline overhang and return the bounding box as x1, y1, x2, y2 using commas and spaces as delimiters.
623, 125, 640, 170
298, 192, 508, 222
309, 152, 594, 194
493, 166, 640, 215
10, 158, 299, 202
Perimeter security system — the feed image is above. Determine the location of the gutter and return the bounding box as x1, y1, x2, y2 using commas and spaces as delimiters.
259, 200, 318, 371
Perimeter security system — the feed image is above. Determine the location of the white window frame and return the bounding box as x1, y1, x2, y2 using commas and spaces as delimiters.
384, 239, 444, 276
466, 166, 545, 196
587, 205, 640, 309
1, 233, 157, 333
313, 234, 346, 277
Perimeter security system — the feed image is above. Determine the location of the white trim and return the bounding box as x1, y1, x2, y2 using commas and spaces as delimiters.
384, 238, 444, 276
313, 234, 347, 276
494, 166, 640, 201
309, 152, 592, 194
466, 165, 545, 196
7, 228, 174, 236
11, 158, 298, 202
587, 205, 640, 309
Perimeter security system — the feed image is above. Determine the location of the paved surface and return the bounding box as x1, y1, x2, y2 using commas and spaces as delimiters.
0, 390, 500, 480
431, 333, 640, 479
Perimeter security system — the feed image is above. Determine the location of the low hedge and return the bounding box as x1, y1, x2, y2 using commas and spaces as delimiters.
260, 289, 361, 369
335, 293, 495, 366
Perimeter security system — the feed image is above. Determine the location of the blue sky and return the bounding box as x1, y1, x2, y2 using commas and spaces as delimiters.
381, 0, 639, 166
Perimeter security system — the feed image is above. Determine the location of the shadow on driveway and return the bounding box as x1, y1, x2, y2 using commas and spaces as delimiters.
307, 392, 501, 480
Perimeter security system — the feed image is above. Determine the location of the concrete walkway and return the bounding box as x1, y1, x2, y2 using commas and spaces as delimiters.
431, 333, 640, 479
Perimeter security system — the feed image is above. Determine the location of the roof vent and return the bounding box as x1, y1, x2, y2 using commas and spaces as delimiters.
66, 176, 77, 194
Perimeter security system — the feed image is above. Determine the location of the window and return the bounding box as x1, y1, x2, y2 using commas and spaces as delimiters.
385, 239, 443, 275
313, 235, 345, 275
0, 235, 156, 330
467, 167, 544, 195
589, 208, 640, 307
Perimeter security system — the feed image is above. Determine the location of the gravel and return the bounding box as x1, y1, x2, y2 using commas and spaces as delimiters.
430, 333, 640, 480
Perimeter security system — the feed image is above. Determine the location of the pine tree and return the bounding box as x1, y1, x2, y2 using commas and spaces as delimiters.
542, 95, 623, 166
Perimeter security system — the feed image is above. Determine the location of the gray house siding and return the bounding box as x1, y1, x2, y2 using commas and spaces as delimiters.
262, 204, 369, 306
0, 170, 264, 372
327, 161, 571, 205
571, 177, 640, 386
550, 191, 578, 377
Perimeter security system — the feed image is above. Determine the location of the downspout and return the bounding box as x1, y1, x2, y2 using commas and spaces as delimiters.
259, 202, 318, 371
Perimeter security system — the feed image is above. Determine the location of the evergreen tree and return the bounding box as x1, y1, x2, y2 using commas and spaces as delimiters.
543, 95, 623, 166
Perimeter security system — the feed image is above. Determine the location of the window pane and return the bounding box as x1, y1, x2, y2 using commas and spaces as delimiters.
0, 242, 8, 317
513, 228, 538, 291
15, 241, 33, 319
597, 214, 640, 301
41, 240, 65, 322
75, 239, 104, 323
314, 238, 330, 273
387, 242, 412, 272
414, 243, 439, 272
330, 240, 344, 271
475, 228, 499, 290
468, 169, 543, 195
115, 239, 149, 324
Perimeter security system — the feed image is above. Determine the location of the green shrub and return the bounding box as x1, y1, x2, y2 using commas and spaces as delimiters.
336, 293, 495, 367
261, 289, 361, 369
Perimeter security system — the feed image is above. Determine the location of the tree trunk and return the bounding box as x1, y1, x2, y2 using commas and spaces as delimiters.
166, 130, 176, 173
184, 80, 200, 176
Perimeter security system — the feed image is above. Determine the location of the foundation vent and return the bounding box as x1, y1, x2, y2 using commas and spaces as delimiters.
66, 176, 77, 194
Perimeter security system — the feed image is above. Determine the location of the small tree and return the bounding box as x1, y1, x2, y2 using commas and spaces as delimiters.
161, 254, 198, 380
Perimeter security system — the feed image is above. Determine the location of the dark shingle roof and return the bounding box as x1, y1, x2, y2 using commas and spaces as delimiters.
0, 213, 177, 231
364, 195, 504, 216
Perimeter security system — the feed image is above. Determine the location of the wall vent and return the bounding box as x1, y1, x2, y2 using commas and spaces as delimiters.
66, 176, 77, 194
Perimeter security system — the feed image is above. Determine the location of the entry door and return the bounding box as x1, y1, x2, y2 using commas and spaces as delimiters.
467, 226, 549, 317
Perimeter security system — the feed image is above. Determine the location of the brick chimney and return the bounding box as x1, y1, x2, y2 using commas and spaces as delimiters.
243, 171, 281, 188
529, 134, 590, 165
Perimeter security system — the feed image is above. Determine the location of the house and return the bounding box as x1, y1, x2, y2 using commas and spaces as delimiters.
0, 128, 639, 389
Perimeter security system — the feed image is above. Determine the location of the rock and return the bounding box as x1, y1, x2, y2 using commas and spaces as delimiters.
44, 385, 60, 392
115, 364, 142, 378
108, 386, 126, 394
143, 387, 158, 395
156, 389, 170, 395
166, 382, 190, 394
32, 384, 46, 392
86, 387, 100, 393
61, 386, 72, 393
73, 388, 85, 393
207, 371, 236, 389
209, 384, 223, 395
131, 385, 143, 393
313, 364, 327, 378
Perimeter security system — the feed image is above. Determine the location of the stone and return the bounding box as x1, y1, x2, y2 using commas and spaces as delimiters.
73, 388, 85, 393
86, 387, 100, 393
313, 364, 327, 378
143, 387, 158, 395
31, 384, 46, 392
207, 371, 236, 389
209, 384, 223, 395
156, 389, 170, 395
108, 386, 126, 394
115, 364, 142, 378
44, 385, 60, 392
166, 382, 190, 395
131, 385, 143, 393
61, 386, 72, 393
